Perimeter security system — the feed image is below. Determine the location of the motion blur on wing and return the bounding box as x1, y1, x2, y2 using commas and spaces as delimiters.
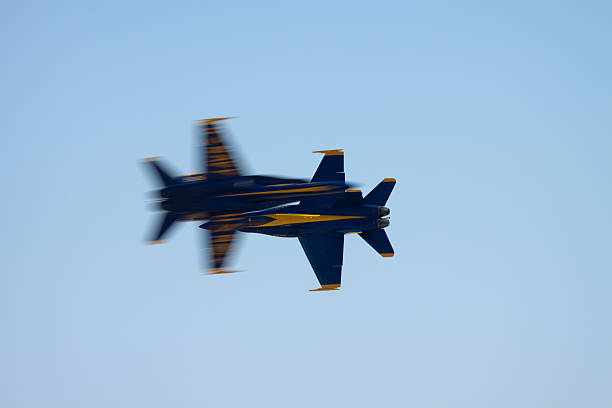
142, 118, 350, 274
200, 150, 396, 291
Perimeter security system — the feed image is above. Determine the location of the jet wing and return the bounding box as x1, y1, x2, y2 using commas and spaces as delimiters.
298, 233, 344, 291
310, 149, 345, 183
299, 150, 345, 209
204, 217, 240, 274
199, 118, 241, 180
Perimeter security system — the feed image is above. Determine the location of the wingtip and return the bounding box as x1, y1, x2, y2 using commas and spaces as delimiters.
197, 117, 237, 126
312, 149, 344, 156
382, 178, 396, 183
205, 268, 244, 275
309, 284, 341, 291
141, 157, 162, 163
146, 239, 166, 245
380, 252, 394, 258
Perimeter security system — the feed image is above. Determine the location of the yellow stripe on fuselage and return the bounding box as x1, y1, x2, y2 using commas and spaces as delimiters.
260, 214, 365, 227
219, 185, 335, 198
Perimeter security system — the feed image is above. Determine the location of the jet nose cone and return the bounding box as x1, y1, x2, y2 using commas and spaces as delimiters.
378, 206, 390, 217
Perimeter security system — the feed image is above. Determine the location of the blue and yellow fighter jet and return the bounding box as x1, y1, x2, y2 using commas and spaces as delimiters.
199, 149, 395, 290
142, 118, 349, 273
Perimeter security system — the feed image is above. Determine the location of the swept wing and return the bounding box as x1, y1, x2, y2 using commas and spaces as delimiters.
199, 118, 241, 179
298, 234, 344, 291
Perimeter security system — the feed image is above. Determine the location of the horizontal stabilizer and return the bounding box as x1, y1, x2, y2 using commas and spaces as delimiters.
141, 158, 176, 187
147, 211, 179, 244
363, 178, 396, 206
359, 229, 394, 257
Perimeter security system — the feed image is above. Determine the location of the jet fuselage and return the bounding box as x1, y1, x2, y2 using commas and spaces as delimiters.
201, 202, 390, 237
158, 174, 348, 220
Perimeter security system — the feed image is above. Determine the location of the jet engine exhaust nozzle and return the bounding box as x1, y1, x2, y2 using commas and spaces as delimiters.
378, 206, 390, 217
377, 218, 390, 229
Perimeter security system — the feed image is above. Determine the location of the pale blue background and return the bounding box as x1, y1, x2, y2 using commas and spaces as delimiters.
1, 1, 611, 407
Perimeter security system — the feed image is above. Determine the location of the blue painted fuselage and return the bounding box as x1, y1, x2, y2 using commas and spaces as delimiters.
159, 174, 347, 221
201, 201, 390, 237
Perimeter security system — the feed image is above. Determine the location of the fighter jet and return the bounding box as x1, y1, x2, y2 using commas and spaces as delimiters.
142, 118, 349, 273
200, 149, 395, 290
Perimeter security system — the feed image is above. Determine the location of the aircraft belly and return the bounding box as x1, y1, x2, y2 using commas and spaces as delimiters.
240, 226, 300, 237
240, 216, 372, 237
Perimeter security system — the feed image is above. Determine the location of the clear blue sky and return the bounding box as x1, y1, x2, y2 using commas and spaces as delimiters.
1, 1, 611, 407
